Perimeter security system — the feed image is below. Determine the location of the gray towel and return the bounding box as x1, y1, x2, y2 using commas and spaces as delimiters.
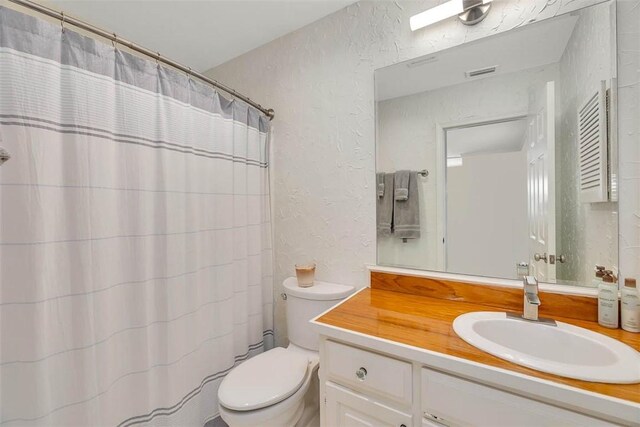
376, 172, 385, 198
394, 171, 420, 239
394, 170, 410, 201
376, 173, 394, 237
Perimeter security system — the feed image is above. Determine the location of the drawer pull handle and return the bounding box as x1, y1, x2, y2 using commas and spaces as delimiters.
355, 367, 367, 380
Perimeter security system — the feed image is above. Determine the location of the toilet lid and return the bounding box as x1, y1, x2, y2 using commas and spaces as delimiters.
218, 347, 309, 411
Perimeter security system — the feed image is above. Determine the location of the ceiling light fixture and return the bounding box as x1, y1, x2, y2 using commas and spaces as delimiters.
410, 0, 493, 31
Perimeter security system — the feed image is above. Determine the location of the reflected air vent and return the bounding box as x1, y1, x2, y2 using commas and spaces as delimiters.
578, 81, 609, 203
465, 65, 497, 78
407, 56, 437, 68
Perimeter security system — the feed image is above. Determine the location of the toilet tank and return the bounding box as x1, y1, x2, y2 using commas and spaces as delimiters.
283, 277, 355, 351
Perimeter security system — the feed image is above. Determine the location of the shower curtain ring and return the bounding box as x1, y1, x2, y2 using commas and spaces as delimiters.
187, 66, 192, 80
112, 33, 118, 49
60, 12, 65, 33
156, 52, 161, 65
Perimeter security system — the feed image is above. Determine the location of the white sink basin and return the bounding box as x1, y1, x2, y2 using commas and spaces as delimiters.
453, 311, 640, 384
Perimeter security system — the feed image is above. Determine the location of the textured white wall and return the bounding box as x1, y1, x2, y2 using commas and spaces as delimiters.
556, 2, 617, 286
207, 0, 640, 345
376, 64, 558, 271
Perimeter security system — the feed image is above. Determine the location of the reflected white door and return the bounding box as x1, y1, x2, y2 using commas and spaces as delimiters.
527, 81, 556, 282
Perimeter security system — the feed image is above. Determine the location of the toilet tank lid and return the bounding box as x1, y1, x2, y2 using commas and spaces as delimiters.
283, 277, 355, 301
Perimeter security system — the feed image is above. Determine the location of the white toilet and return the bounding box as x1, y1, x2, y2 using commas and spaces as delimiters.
218, 277, 354, 427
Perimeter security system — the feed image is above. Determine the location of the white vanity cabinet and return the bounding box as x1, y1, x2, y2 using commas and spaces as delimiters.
319, 338, 622, 427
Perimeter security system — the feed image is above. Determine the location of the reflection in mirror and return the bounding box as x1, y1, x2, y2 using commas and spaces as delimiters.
375, 1, 617, 287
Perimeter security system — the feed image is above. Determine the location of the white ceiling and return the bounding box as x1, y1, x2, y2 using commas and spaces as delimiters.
47, 0, 355, 72
447, 119, 528, 158
375, 12, 579, 101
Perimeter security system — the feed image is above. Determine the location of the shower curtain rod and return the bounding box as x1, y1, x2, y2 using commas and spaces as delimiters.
7, 0, 275, 120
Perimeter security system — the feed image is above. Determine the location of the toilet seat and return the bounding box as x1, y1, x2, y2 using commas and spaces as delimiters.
218, 347, 309, 411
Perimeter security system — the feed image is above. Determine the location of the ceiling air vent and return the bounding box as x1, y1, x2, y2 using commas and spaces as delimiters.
407, 56, 437, 68
578, 81, 609, 203
465, 65, 498, 78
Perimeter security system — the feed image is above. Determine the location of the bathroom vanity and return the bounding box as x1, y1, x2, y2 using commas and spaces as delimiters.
318, 1, 640, 425
311, 270, 640, 427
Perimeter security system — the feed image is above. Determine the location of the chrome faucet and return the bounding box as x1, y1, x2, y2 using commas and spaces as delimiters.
523, 276, 540, 321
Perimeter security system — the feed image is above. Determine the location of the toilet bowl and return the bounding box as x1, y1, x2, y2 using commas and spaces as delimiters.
218, 278, 354, 427
219, 345, 319, 427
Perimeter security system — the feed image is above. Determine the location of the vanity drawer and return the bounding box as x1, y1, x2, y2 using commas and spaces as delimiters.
421, 368, 618, 426
325, 340, 412, 406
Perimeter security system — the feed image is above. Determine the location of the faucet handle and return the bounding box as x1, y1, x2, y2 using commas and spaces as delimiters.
523, 276, 540, 305
523, 275, 538, 289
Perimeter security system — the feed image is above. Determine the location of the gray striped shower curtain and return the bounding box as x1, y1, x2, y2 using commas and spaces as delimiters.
0, 6, 273, 426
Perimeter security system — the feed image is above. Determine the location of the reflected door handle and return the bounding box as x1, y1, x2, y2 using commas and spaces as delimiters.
534, 253, 548, 263
557, 254, 567, 263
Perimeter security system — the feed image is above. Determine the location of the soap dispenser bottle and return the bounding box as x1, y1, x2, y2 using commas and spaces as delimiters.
621, 278, 639, 333
598, 270, 619, 328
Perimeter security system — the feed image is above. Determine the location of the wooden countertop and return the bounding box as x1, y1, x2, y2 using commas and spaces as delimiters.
316, 286, 640, 404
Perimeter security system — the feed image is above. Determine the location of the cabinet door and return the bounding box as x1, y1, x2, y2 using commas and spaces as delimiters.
422, 417, 449, 427
325, 382, 412, 427
421, 368, 617, 427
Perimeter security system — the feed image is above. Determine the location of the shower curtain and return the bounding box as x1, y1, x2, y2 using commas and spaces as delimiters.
0, 6, 273, 426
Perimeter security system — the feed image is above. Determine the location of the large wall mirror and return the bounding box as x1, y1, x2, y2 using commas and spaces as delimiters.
375, 1, 618, 287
